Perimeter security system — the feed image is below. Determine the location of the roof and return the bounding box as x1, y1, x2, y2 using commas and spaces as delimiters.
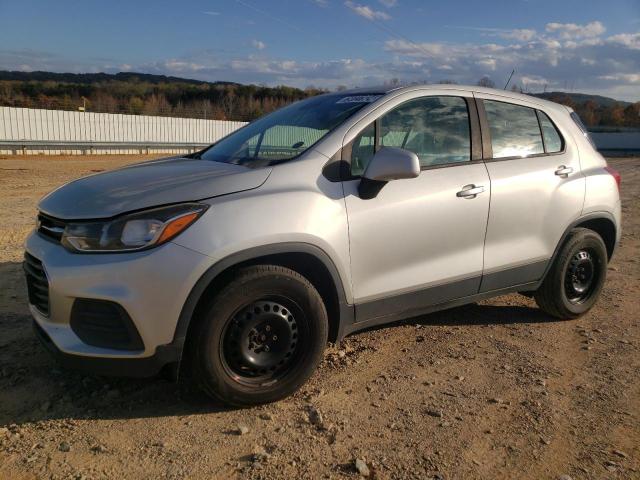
334, 84, 567, 113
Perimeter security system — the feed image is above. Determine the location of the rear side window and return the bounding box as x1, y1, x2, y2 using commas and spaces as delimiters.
537, 111, 563, 153
484, 100, 544, 158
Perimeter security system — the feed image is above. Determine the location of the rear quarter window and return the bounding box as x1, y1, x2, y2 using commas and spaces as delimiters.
537, 111, 563, 153
570, 111, 596, 148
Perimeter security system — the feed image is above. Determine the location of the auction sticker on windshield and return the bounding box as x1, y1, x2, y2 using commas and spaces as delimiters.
336, 95, 383, 104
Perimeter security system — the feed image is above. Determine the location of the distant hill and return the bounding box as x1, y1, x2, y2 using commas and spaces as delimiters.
0, 70, 239, 87
0, 70, 637, 127
529, 91, 638, 128
532, 92, 630, 108
0, 70, 323, 121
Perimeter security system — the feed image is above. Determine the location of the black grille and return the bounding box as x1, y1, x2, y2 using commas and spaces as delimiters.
70, 299, 144, 351
24, 253, 50, 316
37, 213, 66, 243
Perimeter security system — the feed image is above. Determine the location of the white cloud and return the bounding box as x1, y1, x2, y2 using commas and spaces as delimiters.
598, 73, 640, 84
345, 1, 391, 20
162, 59, 207, 72
378, 0, 398, 7
520, 75, 548, 87
380, 25, 640, 100
545, 21, 605, 39
449, 26, 536, 42
252, 39, 266, 50
499, 29, 536, 42
383, 39, 449, 57
476, 58, 497, 71
1, 19, 638, 102
607, 32, 640, 50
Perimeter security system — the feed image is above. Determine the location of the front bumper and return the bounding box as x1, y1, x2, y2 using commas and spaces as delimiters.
33, 320, 179, 377
25, 231, 211, 375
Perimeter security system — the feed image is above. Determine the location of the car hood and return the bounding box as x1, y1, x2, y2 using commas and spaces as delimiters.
39, 156, 272, 220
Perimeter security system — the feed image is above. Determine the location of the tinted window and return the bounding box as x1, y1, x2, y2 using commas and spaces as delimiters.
199, 93, 381, 167
570, 111, 596, 148
484, 100, 544, 158
537, 111, 563, 153
380, 96, 470, 168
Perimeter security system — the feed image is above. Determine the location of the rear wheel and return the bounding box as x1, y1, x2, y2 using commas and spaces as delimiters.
192, 265, 328, 406
535, 228, 607, 319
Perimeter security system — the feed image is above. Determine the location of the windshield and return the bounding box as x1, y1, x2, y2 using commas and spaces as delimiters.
198, 93, 382, 167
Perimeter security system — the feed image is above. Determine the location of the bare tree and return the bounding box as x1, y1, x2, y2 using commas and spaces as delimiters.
385, 78, 402, 88
477, 76, 495, 88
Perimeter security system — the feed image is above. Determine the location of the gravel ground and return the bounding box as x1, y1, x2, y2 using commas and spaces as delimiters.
0, 154, 638, 480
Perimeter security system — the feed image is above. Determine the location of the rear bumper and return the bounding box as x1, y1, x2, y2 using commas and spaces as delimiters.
33, 320, 179, 377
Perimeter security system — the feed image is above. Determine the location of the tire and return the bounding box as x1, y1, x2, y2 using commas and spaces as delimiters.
535, 228, 607, 319
192, 265, 328, 406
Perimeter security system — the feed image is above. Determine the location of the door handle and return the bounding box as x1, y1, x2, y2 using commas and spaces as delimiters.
555, 165, 573, 177
456, 184, 485, 199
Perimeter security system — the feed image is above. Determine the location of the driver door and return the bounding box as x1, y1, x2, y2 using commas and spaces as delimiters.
342, 94, 491, 324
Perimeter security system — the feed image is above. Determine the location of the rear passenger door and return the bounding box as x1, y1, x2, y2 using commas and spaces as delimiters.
476, 93, 585, 292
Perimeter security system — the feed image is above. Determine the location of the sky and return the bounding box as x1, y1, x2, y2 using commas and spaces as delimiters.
0, 0, 639, 101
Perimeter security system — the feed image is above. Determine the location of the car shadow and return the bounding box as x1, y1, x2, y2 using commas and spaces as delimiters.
415, 302, 554, 327
0, 258, 555, 427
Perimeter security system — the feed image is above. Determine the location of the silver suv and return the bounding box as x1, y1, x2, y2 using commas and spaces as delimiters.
25, 85, 621, 405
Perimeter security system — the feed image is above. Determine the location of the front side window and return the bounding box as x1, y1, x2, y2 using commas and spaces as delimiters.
537, 111, 563, 153
350, 123, 375, 176
484, 100, 544, 158
381, 96, 471, 168
350, 96, 471, 175
199, 93, 381, 167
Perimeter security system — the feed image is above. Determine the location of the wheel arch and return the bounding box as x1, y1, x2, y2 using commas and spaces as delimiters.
539, 212, 617, 287
173, 243, 354, 368
573, 215, 617, 260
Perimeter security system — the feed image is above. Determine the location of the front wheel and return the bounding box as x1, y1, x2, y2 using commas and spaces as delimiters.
192, 265, 328, 406
535, 228, 608, 319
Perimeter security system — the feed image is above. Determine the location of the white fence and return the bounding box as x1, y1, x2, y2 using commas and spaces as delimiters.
0, 107, 247, 155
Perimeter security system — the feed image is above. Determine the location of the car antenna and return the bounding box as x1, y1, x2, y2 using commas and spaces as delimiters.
504, 69, 515, 90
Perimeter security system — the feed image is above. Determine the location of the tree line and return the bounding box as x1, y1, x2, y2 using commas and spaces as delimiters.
0, 72, 325, 122
469, 76, 638, 128
533, 92, 640, 129
0, 71, 638, 128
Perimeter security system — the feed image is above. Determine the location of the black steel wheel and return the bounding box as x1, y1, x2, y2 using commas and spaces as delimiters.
221, 298, 303, 384
192, 265, 328, 406
564, 249, 599, 304
535, 228, 608, 319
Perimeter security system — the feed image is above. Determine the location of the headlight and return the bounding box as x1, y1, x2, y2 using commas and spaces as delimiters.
61, 203, 208, 253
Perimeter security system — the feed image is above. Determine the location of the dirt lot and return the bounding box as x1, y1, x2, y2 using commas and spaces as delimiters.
0, 154, 638, 480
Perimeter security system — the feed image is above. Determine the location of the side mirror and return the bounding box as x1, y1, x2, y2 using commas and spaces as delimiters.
359, 147, 420, 199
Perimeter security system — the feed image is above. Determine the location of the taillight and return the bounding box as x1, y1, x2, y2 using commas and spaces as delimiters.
605, 166, 621, 191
